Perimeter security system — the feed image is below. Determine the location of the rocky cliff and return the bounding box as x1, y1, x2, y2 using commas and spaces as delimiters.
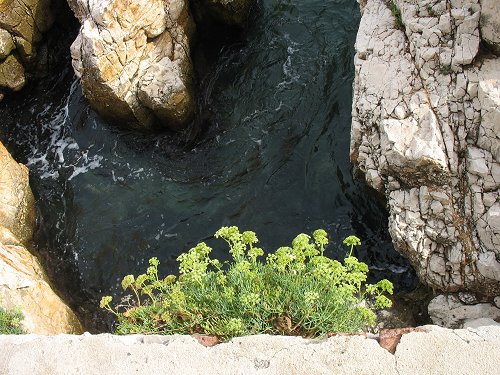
0, 0, 54, 101
68, 0, 256, 130
351, 0, 500, 323
0, 142, 82, 334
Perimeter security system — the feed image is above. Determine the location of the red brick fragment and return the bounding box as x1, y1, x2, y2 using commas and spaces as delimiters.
193, 335, 220, 347
379, 327, 427, 354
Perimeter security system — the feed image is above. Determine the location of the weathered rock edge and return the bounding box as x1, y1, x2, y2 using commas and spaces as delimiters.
351, 0, 500, 299
67, 0, 256, 130
0, 142, 83, 334
0, 325, 499, 374
67, 0, 196, 130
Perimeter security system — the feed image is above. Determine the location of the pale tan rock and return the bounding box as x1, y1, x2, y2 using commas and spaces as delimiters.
0, 28, 15, 60
0, 244, 83, 334
0, 142, 82, 334
0, 142, 35, 244
68, 0, 195, 130
1, 328, 500, 374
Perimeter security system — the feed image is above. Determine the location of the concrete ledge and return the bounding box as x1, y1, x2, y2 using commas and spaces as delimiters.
0, 325, 499, 374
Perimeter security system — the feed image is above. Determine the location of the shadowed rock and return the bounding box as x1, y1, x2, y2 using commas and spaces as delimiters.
68, 0, 196, 130
0, 142, 83, 334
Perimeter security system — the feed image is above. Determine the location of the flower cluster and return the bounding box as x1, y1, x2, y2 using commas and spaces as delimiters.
100, 227, 394, 339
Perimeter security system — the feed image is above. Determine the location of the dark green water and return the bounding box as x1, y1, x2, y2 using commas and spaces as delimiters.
1, 0, 416, 329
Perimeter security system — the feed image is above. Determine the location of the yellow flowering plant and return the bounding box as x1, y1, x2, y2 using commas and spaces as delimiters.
100, 227, 393, 340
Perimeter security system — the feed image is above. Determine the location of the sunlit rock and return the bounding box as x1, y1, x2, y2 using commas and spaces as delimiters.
0, 142, 83, 334
351, 0, 500, 297
68, 0, 195, 130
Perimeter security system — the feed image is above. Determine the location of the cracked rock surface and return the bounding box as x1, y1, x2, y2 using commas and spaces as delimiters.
0, 142, 82, 334
0, 0, 54, 100
68, 0, 196, 130
351, 0, 500, 300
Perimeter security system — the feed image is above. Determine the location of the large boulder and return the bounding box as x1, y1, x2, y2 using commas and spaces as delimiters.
68, 0, 196, 130
351, 0, 500, 298
0, 142, 83, 334
0, 0, 54, 100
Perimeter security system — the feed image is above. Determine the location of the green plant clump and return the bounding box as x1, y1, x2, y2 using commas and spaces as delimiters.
0, 306, 25, 334
388, 0, 404, 30
101, 227, 393, 340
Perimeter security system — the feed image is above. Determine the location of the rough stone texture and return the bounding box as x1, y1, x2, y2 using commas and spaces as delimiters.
396, 325, 500, 374
0, 142, 83, 334
0, 326, 499, 374
428, 294, 500, 328
0, 0, 54, 99
351, 0, 500, 301
0, 28, 15, 60
0, 142, 35, 244
480, 0, 500, 55
195, 0, 256, 27
68, 0, 196, 130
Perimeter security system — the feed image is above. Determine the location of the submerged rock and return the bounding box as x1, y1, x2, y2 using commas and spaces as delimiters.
0, 0, 54, 100
0, 142, 82, 334
68, 0, 196, 130
351, 0, 500, 298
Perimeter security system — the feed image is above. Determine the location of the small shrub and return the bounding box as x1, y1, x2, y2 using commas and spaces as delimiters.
426, 5, 438, 17
101, 227, 393, 340
0, 306, 24, 334
388, 0, 404, 30
439, 64, 452, 75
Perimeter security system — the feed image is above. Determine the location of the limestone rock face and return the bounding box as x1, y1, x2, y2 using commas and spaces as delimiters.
68, 0, 195, 130
351, 0, 500, 297
0, 142, 82, 334
0, 0, 54, 100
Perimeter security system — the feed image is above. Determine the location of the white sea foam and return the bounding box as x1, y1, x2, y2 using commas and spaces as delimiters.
370, 265, 409, 274
26, 78, 104, 181
276, 34, 302, 90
